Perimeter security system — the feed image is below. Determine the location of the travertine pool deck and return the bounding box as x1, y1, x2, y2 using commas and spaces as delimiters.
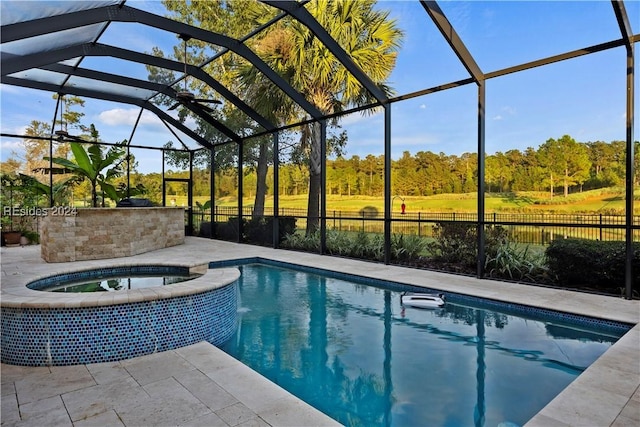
1, 238, 639, 426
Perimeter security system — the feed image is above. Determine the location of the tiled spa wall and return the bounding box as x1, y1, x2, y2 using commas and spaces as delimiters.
1, 283, 237, 366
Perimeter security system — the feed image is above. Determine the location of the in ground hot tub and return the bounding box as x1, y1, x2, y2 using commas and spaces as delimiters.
28, 265, 201, 293
0, 266, 239, 366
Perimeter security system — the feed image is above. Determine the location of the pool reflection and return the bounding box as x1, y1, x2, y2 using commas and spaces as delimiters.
220, 264, 625, 427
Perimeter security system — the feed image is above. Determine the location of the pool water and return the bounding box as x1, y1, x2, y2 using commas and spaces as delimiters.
219, 263, 629, 427
46, 274, 199, 292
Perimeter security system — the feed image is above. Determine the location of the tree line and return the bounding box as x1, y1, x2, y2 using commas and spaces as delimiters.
153, 134, 635, 203
198, 135, 633, 200
2, 113, 634, 206
2, 2, 635, 227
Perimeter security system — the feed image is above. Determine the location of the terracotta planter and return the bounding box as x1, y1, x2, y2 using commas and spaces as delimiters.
3, 231, 21, 246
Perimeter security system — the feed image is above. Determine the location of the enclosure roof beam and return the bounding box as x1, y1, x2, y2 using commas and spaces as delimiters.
0, 4, 124, 42
1, 75, 216, 150
262, 0, 389, 104
484, 38, 633, 80
419, 0, 484, 83
1, 45, 93, 76
3, 45, 242, 143
41, 63, 169, 93
611, 0, 634, 48
38, 67, 244, 144
48, 60, 276, 132
1, 4, 323, 120
3, 42, 275, 132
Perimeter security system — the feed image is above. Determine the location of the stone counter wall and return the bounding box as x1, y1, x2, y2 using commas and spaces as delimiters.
41, 207, 185, 262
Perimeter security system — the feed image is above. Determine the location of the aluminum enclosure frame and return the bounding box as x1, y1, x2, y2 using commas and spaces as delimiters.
0, 0, 638, 298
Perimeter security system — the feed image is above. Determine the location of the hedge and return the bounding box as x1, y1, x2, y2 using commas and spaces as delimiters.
545, 238, 640, 290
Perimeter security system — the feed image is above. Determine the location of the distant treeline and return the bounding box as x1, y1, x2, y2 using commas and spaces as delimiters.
155, 136, 636, 200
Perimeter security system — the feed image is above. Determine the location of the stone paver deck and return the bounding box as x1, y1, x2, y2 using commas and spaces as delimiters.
1, 341, 337, 427
1, 238, 639, 426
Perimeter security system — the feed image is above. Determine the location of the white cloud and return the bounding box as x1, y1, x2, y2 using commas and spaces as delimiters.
0, 138, 25, 151
338, 108, 383, 126
420, 104, 426, 109
98, 108, 163, 127
501, 106, 517, 116
2, 124, 29, 136
0, 138, 26, 163
491, 106, 515, 121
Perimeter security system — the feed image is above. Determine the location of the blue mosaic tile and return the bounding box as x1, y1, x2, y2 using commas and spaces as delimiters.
1, 281, 237, 366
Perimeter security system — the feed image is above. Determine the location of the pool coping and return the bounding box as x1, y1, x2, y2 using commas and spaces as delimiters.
0, 264, 239, 308
2, 238, 639, 427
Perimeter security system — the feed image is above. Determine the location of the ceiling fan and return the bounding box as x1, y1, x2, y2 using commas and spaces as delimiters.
53, 94, 83, 142
168, 34, 221, 113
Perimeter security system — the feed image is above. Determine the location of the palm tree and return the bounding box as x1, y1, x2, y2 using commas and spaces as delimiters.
157, 0, 402, 233
240, 0, 403, 234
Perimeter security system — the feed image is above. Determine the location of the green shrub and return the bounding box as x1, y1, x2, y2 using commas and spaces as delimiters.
367, 233, 385, 261
214, 218, 242, 241
426, 222, 477, 267
326, 230, 385, 261
245, 216, 297, 245
426, 222, 508, 268
281, 230, 320, 251
284, 229, 387, 261
485, 241, 548, 282
545, 238, 640, 290
325, 229, 353, 256
391, 233, 427, 261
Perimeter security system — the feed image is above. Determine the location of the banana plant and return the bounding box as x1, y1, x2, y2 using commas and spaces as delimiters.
195, 200, 211, 212
45, 141, 127, 207
115, 182, 147, 201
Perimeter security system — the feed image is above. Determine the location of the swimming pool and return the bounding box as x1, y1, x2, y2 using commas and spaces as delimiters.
216, 261, 631, 427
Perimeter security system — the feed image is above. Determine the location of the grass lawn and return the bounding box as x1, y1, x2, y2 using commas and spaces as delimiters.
171, 187, 633, 214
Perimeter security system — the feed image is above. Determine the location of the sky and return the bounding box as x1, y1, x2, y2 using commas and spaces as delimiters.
1, 0, 639, 173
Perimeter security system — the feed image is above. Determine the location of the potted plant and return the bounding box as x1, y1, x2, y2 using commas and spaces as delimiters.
1, 173, 21, 246
15, 214, 37, 246
1, 216, 21, 246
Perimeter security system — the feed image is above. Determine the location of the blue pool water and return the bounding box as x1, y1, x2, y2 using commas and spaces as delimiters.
27, 266, 200, 292
45, 275, 198, 292
218, 262, 630, 427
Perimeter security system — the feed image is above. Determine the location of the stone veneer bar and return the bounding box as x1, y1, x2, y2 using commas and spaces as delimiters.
40, 207, 185, 262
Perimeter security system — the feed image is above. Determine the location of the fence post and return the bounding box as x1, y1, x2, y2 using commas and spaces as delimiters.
418, 212, 421, 237
599, 214, 603, 241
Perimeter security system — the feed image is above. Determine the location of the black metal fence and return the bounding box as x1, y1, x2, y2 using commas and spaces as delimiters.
189, 207, 637, 245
